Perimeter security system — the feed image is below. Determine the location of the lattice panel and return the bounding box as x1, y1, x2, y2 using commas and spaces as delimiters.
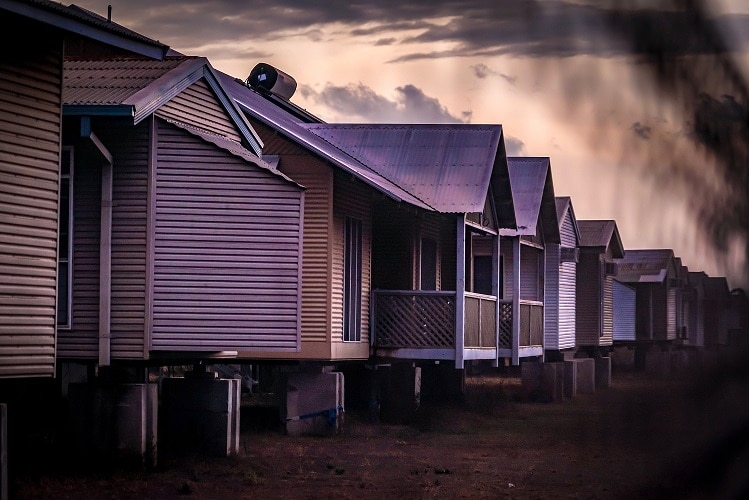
374, 293, 455, 348
499, 301, 513, 348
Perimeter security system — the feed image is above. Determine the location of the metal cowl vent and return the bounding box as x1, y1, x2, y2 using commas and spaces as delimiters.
246, 63, 297, 100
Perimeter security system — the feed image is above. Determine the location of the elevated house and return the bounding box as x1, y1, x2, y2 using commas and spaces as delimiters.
614, 249, 686, 372
575, 220, 625, 354
0, 0, 168, 380
543, 196, 580, 361
60, 55, 304, 366
685, 271, 707, 349
220, 67, 517, 369
702, 276, 731, 350
499, 157, 560, 364
58, 56, 305, 457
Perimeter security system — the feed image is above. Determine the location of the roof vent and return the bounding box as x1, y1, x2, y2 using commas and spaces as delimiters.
246, 63, 297, 100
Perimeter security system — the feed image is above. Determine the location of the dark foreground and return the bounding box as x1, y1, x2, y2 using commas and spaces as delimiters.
11, 360, 749, 499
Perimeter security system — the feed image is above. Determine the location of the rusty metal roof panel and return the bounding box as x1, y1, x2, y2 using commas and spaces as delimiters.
302, 123, 502, 213
499, 157, 559, 243
63, 57, 189, 105
615, 248, 675, 283
218, 72, 434, 211
578, 219, 624, 257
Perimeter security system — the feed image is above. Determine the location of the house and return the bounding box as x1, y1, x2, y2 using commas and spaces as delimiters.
614, 248, 685, 373
58, 55, 305, 457
575, 220, 625, 355
0, 0, 168, 381
702, 275, 731, 349
685, 271, 707, 349
499, 157, 560, 364
543, 196, 580, 361
220, 68, 517, 370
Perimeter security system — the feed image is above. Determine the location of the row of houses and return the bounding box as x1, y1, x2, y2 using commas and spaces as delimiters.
1, 0, 747, 471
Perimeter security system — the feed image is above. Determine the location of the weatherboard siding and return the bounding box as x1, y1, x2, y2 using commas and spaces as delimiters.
62, 120, 150, 360
576, 251, 601, 346
544, 244, 560, 350
156, 78, 242, 143
613, 280, 636, 341
331, 172, 371, 359
151, 120, 302, 351
0, 39, 61, 377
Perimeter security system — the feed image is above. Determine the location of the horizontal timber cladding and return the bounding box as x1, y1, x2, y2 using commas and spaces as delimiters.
520, 245, 541, 302
667, 287, 677, 340
544, 244, 561, 349
560, 209, 577, 248
613, 280, 636, 341
576, 251, 601, 346
278, 157, 333, 348
152, 120, 303, 351
558, 260, 577, 349
62, 120, 150, 360
500, 237, 513, 298
602, 273, 614, 346
332, 171, 371, 357
0, 37, 62, 377
155, 79, 242, 143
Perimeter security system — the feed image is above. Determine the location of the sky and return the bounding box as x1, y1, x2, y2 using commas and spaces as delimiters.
75, 0, 749, 289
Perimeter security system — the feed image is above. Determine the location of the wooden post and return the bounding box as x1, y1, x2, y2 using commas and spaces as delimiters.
492, 234, 501, 367
512, 237, 521, 365
455, 216, 466, 369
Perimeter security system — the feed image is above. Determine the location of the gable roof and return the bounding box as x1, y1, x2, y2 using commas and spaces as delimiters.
555, 195, 580, 241
2, 0, 169, 59
500, 157, 559, 243
615, 248, 675, 283
577, 220, 625, 258
62, 56, 263, 155
219, 71, 516, 226
304, 123, 513, 220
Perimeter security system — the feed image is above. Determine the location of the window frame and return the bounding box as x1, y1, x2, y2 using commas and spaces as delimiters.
343, 216, 363, 342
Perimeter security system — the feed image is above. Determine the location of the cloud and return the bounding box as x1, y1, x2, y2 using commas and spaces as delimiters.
374, 37, 397, 46
298, 82, 466, 123
471, 63, 517, 84
631, 121, 652, 140
80, 0, 749, 63
504, 135, 527, 156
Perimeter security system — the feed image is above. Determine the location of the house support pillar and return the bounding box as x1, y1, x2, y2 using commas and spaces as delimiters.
455, 216, 466, 369
377, 363, 421, 425
278, 369, 344, 436
511, 237, 521, 365
161, 371, 240, 455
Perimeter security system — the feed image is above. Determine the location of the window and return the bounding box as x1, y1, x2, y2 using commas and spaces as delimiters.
343, 217, 362, 342
57, 147, 73, 328
420, 237, 437, 291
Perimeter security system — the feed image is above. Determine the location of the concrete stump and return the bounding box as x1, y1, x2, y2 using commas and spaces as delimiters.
520, 361, 543, 401
564, 360, 578, 398
281, 371, 344, 436
379, 363, 421, 424
1, 404, 6, 500
162, 375, 240, 456
542, 362, 565, 402
611, 346, 635, 371
68, 382, 158, 467
576, 358, 596, 394
595, 357, 612, 390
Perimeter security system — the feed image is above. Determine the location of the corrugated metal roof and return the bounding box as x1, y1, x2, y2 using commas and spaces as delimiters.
63, 57, 191, 106
218, 72, 435, 211
578, 219, 625, 257
499, 157, 559, 242
303, 123, 501, 213
615, 248, 675, 283
63, 57, 263, 155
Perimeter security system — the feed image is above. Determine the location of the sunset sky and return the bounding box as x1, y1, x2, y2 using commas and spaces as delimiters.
75, 0, 749, 288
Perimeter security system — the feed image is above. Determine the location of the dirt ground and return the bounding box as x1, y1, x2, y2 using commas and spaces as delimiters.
10, 359, 749, 500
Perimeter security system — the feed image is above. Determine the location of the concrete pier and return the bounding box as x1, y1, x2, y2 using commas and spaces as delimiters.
281, 370, 344, 436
